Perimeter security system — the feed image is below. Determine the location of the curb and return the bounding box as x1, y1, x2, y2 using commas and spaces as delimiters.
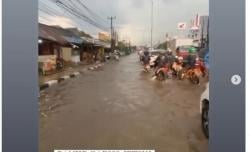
88, 63, 105, 71
39, 71, 81, 91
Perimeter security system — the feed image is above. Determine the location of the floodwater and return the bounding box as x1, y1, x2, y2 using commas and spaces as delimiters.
39, 53, 208, 152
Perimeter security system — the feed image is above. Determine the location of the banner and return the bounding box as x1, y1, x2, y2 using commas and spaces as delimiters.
177, 22, 187, 30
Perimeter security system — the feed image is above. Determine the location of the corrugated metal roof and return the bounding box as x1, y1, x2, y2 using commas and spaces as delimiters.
39, 23, 68, 45
66, 28, 93, 44
39, 23, 88, 45
39, 23, 110, 48
51, 27, 85, 44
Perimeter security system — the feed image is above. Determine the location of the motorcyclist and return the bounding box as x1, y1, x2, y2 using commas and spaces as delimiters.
56, 58, 64, 70
184, 47, 197, 69
172, 56, 183, 70
138, 50, 144, 61
154, 54, 165, 70
153, 51, 173, 75
142, 50, 150, 70
165, 50, 176, 69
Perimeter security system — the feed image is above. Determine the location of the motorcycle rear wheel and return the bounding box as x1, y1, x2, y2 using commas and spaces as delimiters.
157, 71, 165, 81
190, 74, 200, 84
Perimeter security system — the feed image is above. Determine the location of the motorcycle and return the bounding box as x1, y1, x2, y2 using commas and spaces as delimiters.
56, 58, 64, 70
155, 64, 170, 81
143, 64, 151, 73
114, 54, 120, 61
172, 62, 184, 80
183, 66, 202, 84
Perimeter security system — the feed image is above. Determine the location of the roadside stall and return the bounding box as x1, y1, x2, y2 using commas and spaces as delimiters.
39, 23, 70, 75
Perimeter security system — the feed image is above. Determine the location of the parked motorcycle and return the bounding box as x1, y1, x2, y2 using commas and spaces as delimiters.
56, 58, 64, 70
114, 54, 120, 61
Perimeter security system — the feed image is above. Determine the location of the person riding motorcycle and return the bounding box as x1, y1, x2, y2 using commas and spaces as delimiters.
138, 50, 144, 61
182, 47, 202, 84
153, 51, 174, 76
114, 50, 120, 61
142, 50, 150, 71
56, 58, 64, 70
172, 56, 184, 77
184, 47, 197, 69
165, 50, 176, 69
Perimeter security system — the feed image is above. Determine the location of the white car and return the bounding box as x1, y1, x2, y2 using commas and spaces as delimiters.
200, 83, 209, 138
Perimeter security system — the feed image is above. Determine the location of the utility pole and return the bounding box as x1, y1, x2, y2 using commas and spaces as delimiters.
150, 0, 154, 50
207, 18, 209, 47
201, 18, 205, 48
129, 40, 131, 53
108, 16, 116, 52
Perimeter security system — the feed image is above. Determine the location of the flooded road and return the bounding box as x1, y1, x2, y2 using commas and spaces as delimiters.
39, 53, 208, 152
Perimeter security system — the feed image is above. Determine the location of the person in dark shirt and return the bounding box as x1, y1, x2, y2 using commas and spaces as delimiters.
186, 54, 196, 68
142, 50, 150, 66
184, 47, 197, 69
165, 51, 175, 69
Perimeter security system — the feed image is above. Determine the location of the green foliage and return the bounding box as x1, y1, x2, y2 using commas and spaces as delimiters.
116, 41, 131, 55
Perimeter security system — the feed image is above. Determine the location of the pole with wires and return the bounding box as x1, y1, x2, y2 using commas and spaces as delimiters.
150, 0, 154, 50
108, 16, 116, 52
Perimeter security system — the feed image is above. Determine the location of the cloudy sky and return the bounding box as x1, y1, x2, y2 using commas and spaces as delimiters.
39, 0, 208, 45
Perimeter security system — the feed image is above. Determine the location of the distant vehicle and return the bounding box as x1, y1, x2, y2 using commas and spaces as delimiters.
148, 47, 154, 51
114, 50, 121, 56
200, 83, 209, 138
176, 45, 197, 59
149, 49, 167, 56
148, 49, 167, 68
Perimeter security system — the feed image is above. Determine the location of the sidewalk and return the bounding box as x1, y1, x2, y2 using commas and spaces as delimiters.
39, 62, 104, 88
39, 65, 83, 86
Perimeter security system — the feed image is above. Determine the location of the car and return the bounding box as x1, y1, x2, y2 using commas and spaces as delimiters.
149, 49, 167, 56
176, 45, 197, 59
200, 82, 209, 138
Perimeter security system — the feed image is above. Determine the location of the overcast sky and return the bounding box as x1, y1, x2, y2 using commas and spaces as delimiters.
39, 0, 208, 45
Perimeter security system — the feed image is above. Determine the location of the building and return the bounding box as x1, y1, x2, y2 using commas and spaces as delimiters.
189, 15, 209, 47
68, 29, 110, 63
168, 38, 194, 55
38, 23, 111, 75
98, 32, 111, 42
38, 23, 70, 75
54, 27, 88, 64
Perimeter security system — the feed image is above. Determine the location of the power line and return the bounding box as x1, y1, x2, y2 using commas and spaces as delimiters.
39, 0, 115, 37
39, 0, 89, 29
55, 0, 108, 31
67, 0, 108, 29
39, 0, 63, 16
75, 0, 109, 25
150, 0, 154, 49
60, 0, 107, 29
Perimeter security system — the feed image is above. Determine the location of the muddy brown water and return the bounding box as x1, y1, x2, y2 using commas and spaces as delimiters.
39, 53, 208, 152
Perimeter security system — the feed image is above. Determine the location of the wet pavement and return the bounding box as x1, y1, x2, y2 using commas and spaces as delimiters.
39, 53, 208, 152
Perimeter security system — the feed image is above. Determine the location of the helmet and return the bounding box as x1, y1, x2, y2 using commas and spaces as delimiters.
178, 56, 183, 60
188, 47, 197, 53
